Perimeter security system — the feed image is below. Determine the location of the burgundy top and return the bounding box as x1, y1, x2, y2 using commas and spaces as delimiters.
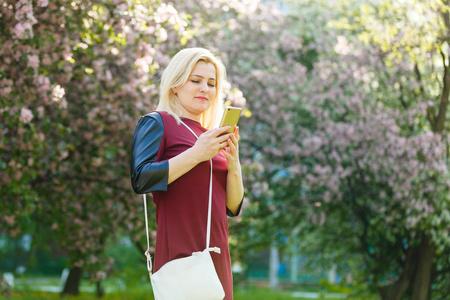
152, 111, 235, 299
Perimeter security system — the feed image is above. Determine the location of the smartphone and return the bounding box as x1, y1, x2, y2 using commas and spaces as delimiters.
219, 106, 242, 134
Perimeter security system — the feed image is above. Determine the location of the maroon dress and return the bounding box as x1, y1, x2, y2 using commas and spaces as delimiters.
132, 111, 239, 300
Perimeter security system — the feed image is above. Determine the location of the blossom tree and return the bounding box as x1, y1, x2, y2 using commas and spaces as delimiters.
172, 0, 450, 298
0, 0, 188, 295
311, 1, 450, 298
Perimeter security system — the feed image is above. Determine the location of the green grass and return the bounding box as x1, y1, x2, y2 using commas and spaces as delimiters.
4, 289, 348, 300
4, 276, 370, 300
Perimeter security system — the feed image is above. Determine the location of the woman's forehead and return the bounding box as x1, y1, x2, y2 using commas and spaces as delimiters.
190, 61, 216, 79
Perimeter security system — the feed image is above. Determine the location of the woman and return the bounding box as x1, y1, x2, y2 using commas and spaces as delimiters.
130, 48, 244, 300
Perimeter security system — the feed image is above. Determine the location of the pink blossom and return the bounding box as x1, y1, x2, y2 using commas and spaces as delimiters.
1, 87, 12, 96
27, 55, 40, 69
323, 191, 331, 203
19, 107, 33, 124
74, 261, 84, 268
13, 22, 34, 39
35, 75, 51, 93
4, 215, 15, 226
15, 0, 33, 21
335, 36, 352, 55
37, 0, 49, 7
96, 271, 107, 280
228, 89, 246, 107
42, 54, 52, 65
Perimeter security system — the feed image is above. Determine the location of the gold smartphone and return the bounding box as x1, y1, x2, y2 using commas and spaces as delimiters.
219, 106, 242, 134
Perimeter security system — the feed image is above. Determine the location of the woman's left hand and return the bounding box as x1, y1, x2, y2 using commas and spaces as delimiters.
222, 126, 241, 172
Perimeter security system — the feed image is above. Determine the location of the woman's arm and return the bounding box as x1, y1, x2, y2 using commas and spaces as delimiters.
130, 113, 169, 194
222, 127, 244, 215
131, 113, 235, 193
168, 126, 234, 184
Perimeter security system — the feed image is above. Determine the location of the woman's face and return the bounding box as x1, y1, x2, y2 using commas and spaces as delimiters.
173, 61, 217, 121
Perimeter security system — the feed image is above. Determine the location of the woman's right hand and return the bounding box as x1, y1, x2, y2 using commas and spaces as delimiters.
191, 126, 234, 162
168, 126, 233, 184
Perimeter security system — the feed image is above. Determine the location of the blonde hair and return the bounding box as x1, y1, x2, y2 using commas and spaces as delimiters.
156, 48, 226, 130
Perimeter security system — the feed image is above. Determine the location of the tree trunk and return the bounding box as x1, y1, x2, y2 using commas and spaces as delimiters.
411, 235, 434, 300
96, 280, 104, 298
379, 246, 417, 300
61, 266, 82, 296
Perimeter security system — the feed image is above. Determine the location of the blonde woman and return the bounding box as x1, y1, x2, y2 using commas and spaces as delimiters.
131, 48, 243, 299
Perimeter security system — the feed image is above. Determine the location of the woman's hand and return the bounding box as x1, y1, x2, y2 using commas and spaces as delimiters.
221, 126, 241, 172
223, 126, 244, 215
191, 126, 234, 163
168, 126, 234, 185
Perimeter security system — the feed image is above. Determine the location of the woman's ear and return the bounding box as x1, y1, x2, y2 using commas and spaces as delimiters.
171, 87, 177, 95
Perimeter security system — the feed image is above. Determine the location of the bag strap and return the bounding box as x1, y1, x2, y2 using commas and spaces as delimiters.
179, 120, 214, 250
143, 194, 153, 276
143, 120, 219, 276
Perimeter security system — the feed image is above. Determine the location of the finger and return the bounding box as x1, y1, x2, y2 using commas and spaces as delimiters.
234, 126, 241, 141
230, 133, 238, 144
227, 137, 236, 150
229, 135, 239, 150
221, 148, 231, 158
214, 126, 232, 137
228, 138, 238, 155
217, 132, 234, 143
201, 127, 229, 139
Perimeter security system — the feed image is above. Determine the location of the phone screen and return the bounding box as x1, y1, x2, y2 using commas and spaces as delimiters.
220, 107, 242, 133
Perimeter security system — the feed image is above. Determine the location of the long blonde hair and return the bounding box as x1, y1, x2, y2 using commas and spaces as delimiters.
156, 48, 226, 129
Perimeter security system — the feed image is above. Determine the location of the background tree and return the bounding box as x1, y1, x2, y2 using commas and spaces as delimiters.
0, 0, 188, 295
324, 1, 450, 299
281, 1, 450, 299
172, 1, 450, 299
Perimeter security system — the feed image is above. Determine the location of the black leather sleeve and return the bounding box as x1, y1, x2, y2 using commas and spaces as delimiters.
227, 199, 243, 217
130, 112, 169, 194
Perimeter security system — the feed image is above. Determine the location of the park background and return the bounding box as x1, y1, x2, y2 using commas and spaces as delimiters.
1, 0, 450, 299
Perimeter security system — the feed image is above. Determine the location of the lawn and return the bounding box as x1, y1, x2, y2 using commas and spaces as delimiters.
3, 276, 376, 300
5, 289, 347, 300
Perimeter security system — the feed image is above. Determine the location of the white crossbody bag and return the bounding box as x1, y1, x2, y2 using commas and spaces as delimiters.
142, 120, 225, 300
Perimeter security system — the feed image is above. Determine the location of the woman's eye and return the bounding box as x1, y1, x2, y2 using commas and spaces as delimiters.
191, 80, 199, 83
208, 84, 215, 87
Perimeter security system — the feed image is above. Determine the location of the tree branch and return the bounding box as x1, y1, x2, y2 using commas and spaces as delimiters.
434, 49, 450, 133
398, 83, 408, 110
440, 2, 450, 44
414, 63, 436, 126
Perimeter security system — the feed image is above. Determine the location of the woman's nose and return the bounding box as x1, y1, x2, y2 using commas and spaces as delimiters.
199, 82, 208, 92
